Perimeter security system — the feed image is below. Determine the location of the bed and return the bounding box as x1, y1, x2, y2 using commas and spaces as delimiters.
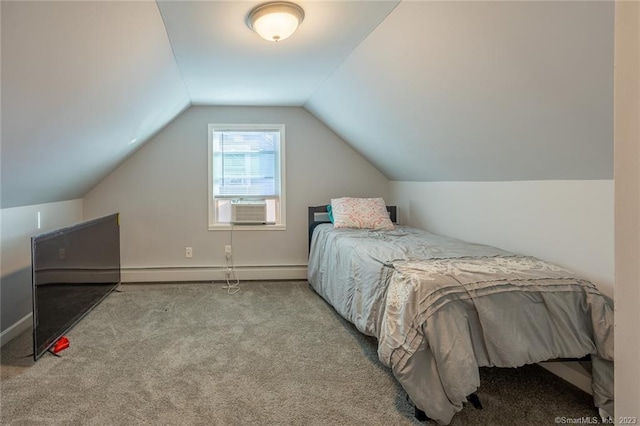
307, 203, 614, 425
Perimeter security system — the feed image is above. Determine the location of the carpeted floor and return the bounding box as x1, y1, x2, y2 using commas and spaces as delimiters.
1, 281, 599, 425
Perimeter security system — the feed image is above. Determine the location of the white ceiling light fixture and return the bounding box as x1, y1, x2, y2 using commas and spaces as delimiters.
246, 2, 305, 42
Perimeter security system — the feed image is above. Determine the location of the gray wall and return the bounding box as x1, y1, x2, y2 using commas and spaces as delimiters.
389, 180, 614, 296
83, 106, 389, 278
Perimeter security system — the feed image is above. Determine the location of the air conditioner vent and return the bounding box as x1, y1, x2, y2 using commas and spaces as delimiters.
231, 200, 267, 224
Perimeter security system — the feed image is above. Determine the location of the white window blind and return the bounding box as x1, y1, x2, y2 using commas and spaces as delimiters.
212, 130, 280, 198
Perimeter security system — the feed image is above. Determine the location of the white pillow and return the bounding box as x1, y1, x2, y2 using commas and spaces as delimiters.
330, 197, 394, 230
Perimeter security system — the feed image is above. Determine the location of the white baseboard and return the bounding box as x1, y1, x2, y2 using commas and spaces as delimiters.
122, 264, 308, 283
539, 361, 592, 395
1, 313, 32, 347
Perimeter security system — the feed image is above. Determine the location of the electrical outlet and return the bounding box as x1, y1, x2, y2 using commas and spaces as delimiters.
185, 247, 193, 258
58, 248, 66, 259
225, 245, 232, 258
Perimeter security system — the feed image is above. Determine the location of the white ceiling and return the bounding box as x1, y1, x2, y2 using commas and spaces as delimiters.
157, 0, 400, 105
1, 1, 614, 209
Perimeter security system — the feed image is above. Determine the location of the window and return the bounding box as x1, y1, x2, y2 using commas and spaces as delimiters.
208, 124, 286, 229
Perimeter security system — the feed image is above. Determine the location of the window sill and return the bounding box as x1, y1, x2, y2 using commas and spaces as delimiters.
208, 224, 287, 231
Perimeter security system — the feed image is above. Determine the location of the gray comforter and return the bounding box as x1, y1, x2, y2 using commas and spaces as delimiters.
307, 224, 614, 425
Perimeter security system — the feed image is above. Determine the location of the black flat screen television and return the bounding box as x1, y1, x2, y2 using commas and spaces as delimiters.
31, 213, 120, 360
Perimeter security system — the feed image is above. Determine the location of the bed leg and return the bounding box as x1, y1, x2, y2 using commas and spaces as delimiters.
415, 407, 428, 422
468, 393, 483, 410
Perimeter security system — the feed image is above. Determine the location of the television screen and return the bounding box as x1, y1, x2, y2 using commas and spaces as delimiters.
31, 213, 120, 360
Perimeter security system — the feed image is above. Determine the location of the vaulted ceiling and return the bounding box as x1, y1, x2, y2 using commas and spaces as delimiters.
1, 1, 614, 209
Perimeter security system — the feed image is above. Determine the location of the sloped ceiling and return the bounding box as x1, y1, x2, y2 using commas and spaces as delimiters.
1, 1, 614, 209
305, 1, 614, 182
1, 1, 190, 208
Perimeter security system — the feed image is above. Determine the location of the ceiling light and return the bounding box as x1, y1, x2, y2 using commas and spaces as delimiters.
246, 2, 305, 42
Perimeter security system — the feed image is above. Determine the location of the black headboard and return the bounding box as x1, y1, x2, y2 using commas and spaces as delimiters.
308, 205, 397, 252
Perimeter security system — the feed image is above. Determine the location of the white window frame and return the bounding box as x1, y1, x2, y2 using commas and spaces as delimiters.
208, 124, 286, 231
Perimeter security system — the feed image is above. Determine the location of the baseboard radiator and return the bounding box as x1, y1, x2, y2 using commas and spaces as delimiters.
121, 264, 307, 283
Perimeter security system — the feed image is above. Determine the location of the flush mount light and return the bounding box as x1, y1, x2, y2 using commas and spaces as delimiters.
246, 2, 305, 42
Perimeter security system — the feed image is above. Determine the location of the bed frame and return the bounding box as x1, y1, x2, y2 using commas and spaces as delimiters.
308, 205, 397, 252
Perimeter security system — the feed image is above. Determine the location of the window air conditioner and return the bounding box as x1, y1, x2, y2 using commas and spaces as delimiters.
231, 200, 268, 224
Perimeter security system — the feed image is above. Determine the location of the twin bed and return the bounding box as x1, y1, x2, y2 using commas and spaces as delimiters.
306, 203, 614, 425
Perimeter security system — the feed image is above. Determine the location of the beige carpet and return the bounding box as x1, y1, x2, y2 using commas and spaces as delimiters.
1, 281, 597, 425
